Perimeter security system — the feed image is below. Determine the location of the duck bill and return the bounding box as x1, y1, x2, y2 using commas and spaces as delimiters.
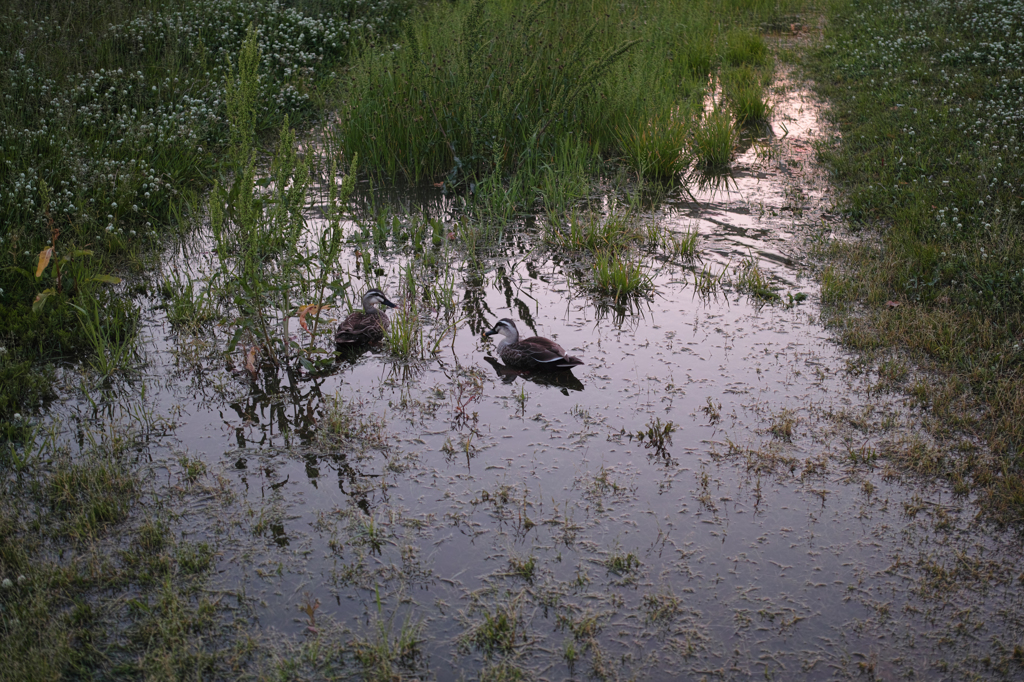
381, 297, 398, 309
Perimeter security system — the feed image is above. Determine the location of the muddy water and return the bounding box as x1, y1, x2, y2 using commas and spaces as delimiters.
68, 80, 1024, 679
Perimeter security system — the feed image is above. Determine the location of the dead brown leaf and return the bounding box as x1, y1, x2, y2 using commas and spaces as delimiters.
244, 346, 259, 378
297, 304, 330, 333
35, 247, 54, 278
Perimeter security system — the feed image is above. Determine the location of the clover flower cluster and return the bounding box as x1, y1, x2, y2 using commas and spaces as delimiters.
820, 0, 1024, 305
824, 0, 1023, 229
0, 0, 400, 259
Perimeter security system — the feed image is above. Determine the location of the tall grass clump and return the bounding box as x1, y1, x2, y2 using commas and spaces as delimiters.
592, 249, 653, 301
809, 0, 1024, 523
722, 66, 773, 127
692, 108, 738, 170
615, 111, 694, 181
339, 0, 723, 197
722, 28, 771, 68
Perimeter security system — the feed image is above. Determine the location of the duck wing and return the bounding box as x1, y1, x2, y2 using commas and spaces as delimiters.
334, 311, 385, 344
520, 336, 584, 368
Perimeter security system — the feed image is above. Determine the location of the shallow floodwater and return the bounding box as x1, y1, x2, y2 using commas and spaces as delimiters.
61, 80, 1024, 680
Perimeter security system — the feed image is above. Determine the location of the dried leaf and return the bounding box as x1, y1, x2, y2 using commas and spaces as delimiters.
244, 346, 259, 378
885, 301, 901, 308
297, 304, 330, 332
35, 247, 54, 278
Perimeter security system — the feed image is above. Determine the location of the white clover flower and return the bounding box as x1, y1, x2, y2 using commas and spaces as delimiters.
1, 578, 12, 589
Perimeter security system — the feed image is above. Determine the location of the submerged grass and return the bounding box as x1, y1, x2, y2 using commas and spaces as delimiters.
0, 418, 236, 679
809, 0, 1024, 522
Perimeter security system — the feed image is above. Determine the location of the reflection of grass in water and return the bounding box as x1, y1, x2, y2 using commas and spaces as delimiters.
320, 394, 388, 448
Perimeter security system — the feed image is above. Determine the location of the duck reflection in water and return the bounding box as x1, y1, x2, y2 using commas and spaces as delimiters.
483, 356, 584, 394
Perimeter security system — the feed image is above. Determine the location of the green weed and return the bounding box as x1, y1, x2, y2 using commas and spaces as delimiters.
592, 249, 654, 301
734, 254, 780, 302
691, 108, 737, 170
723, 66, 773, 126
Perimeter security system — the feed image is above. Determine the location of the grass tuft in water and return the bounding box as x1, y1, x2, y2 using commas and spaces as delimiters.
723, 66, 773, 127
352, 613, 425, 682
734, 254, 781, 302
694, 262, 728, 297
615, 112, 693, 181
320, 394, 389, 449
691, 108, 737, 170
592, 249, 654, 301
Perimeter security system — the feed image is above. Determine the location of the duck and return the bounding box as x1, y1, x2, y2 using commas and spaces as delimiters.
483, 318, 583, 370
334, 289, 397, 345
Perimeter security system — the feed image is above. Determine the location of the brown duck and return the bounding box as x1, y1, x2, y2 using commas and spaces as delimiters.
334, 289, 397, 345
484, 318, 583, 370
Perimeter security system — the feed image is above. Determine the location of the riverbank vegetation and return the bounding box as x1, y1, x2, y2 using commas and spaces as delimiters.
0, 0, 409, 430
1, 0, 807, 676
809, 0, 1024, 523
9, 0, 1024, 678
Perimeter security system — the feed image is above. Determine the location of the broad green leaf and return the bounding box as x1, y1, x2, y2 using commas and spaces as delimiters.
32, 288, 56, 313
90, 274, 122, 284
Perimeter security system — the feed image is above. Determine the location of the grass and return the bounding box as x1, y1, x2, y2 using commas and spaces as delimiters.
659, 227, 700, 261
692, 107, 738, 170
319, 393, 389, 448
808, 0, 1024, 523
734, 253, 781, 302
591, 249, 653, 301
337, 0, 804, 219
723, 66, 774, 126
0, 0, 409, 417
615, 113, 693, 181
352, 612, 425, 681
694, 262, 728, 297
0, 416, 239, 679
